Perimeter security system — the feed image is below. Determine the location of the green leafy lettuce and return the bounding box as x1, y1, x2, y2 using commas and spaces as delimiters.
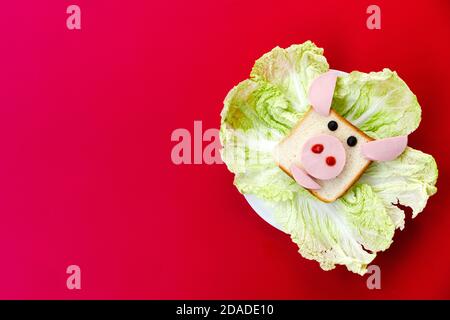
333, 69, 422, 139
220, 41, 438, 275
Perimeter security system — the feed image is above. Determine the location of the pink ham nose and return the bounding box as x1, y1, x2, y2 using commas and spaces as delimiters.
300, 134, 346, 180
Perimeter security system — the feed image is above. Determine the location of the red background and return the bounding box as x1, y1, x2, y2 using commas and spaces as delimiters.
0, 0, 449, 299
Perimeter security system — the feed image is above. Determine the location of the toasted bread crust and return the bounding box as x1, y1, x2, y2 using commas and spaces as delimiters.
276, 107, 374, 203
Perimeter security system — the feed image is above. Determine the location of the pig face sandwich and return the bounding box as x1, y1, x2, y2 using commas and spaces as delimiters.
220, 41, 438, 275
275, 70, 408, 203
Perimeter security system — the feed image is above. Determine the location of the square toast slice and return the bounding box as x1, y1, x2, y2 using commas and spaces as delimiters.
274, 108, 374, 202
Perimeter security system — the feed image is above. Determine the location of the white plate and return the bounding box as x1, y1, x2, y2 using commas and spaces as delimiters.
244, 194, 284, 232
243, 70, 348, 232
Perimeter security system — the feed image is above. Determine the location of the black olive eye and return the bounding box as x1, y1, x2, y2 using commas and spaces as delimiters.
347, 136, 357, 147
328, 120, 338, 131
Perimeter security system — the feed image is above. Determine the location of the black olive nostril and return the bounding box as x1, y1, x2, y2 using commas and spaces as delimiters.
347, 136, 357, 147
327, 120, 338, 131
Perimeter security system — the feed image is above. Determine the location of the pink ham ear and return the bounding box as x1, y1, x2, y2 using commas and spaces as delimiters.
361, 136, 408, 161
290, 164, 321, 190
308, 70, 339, 116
